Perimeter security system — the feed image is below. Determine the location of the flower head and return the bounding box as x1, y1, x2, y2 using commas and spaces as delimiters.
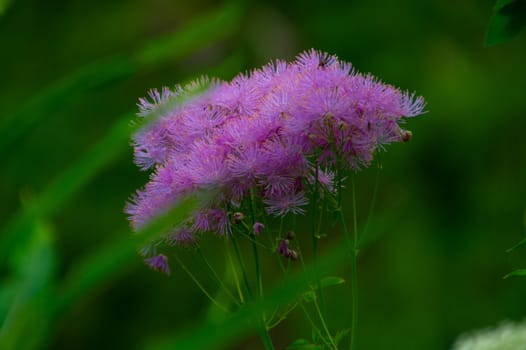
126, 49, 425, 250
145, 254, 171, 275
253, 222, 265, 235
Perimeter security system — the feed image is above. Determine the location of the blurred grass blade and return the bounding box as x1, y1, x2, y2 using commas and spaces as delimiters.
503, 269, 526, 279
319, 276, 345, 288
303, 276, 345, 303
0, 218, 56, 350
506, 237, 526, 252
0, 114, 133, 264
0, 57, 134, 154
485, 0, 526, 46
55, 195, 198, 313
0, 69, 220, 266
0, 2, 241, 154
145, 241, 348, 350
133, 3, 240, 66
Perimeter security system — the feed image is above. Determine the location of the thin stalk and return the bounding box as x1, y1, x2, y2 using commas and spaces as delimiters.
248, 190, 264, 301
257, 323, 275, 350
351, 177, 358, 253
298, 303, 327, 346
313, 298, 338, 350
173, 254, 229, 313
272, 236, 333, 349
295, 236, 337, 350
248, 190, 274, 350
230, 230, 273, 350
239, 224, 270, 250
251, 236, 262, 300
350, 250, 358, 350
338, 176, 359, 350
311, 165, 328, 323
230, 233, 253, 299
358, 160, 381, 247
225, 238, 244, 303
267, 301, 299, 329
197, 248, 240, 305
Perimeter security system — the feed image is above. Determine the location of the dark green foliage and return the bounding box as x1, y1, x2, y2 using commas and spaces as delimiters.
486, 0, 526, 45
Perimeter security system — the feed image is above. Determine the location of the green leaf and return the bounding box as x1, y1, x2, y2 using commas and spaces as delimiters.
287, 339, 322, 350
485, 0, 526, 46
334, 328, 351, 346
0, 218, 56, 350
503, 269, 526, 279
320, 276, 345, 288
507, 237, 526, 252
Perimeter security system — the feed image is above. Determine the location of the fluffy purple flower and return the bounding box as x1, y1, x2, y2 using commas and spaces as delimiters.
253, 222, 264, 235
145, 254, 170, 275
126, 49, 425, 246
264, 191, 309, 216
166, 227, 197, 247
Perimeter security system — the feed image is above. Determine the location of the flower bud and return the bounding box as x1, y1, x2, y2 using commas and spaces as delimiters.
401, 129, 412, 142
287, 249, 299, 261
278, 239, 290, 256
253, 222, 264, 235
233, 212, 244, 223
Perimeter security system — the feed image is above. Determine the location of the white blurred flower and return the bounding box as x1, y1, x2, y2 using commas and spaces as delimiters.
452, 319, 526, 350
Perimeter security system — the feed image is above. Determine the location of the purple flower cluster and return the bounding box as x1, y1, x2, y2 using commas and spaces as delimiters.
126, 50, 425, 255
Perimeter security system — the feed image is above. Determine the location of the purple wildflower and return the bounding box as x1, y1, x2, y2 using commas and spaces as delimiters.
166, 227, 197, 247
253, 222, 264, 235
264, 191, 309, 217
145, 254, 171, 275
126, 49, 425, 249
277, 239, 298, 260
278, 239, 290, 256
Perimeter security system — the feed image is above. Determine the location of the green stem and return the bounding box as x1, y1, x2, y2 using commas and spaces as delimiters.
272, 236, 332, 349
350, 250, 358, 350
248, 190, 274, 350
251, 236, 263, 302
311, 165, 328, 323
258, 324, 275, 350
197, 248, 240, 305
231, 233, 253, 299
341, 176, 358, 350
173, 253, 230, 313
335, 157, 359, 350
313, 298, 338, 350
295, 236, 337, 350
225, 238, 244, 303
359, 159, 381, 247
248, 190, 264, 301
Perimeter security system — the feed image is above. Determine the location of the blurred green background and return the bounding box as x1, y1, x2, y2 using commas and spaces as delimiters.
1, 0, 526, 349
